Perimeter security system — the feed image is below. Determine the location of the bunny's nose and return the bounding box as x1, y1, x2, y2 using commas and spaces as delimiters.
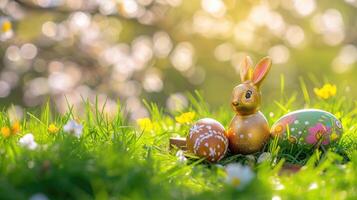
232, 101, 239, 106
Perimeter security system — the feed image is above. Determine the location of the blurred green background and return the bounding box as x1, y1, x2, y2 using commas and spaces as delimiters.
0, 0, 356, 120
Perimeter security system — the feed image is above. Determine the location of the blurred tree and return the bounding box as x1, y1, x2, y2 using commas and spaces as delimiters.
0, 0, 356, 121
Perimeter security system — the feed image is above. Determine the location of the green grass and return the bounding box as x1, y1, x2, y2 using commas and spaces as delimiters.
0, 85, 357, 200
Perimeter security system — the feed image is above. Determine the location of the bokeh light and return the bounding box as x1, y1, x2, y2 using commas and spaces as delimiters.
0, 0, 356, 120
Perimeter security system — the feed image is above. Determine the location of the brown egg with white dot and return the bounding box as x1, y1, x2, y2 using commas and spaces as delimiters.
186, 118, 228, 162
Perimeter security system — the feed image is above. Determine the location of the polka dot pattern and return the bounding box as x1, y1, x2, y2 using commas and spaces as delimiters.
271, 109, 343, 147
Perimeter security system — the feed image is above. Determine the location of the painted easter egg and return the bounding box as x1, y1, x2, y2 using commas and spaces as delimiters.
271, 109, 343, 146
186, 118, 228, 162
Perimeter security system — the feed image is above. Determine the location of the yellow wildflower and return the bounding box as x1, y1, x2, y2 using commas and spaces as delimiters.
175, 112, 196, 124
137, 118, 153, 131
314, 83, 337, 99
2, 20, 11, 32
1, 121, 21, 138
48, 123, 59, 134
11, 121, 20, 134
1, 127, 11, 138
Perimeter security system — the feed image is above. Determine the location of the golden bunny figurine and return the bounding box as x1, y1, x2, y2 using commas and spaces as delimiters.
226, 56, 272, 154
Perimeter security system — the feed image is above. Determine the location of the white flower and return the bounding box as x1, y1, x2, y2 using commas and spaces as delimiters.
308, 182, 318, 190
225, 163, 255, 190
257, 152, 272, 164
176, 150, 187, 164
19, 133, 38, 150
0, 18, 13, 41
63, 120, 83, 138
29, 193, 49, 200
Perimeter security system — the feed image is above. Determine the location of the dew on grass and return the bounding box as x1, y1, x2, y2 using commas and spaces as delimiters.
308, 182, 318, 190
28, 161, 35, 169
272, 195, 282, 200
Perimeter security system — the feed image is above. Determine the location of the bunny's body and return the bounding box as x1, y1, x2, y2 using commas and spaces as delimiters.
227, 111, 270, 154
226, 56, 272, 154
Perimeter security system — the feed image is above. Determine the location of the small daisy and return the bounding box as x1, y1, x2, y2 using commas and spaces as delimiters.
29, 193, 49, 200
0, 18, 13, 41
19, 133, 38, 150
225, 163, 255, 190
63, 120, 83, 138
176, 150, 187, 164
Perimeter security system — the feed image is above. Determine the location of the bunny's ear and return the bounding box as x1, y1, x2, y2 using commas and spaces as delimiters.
240, 56, 253, 82
252, 57, 272, 87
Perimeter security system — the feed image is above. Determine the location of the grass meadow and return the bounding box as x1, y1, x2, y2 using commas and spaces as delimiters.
0, 78, 356, 200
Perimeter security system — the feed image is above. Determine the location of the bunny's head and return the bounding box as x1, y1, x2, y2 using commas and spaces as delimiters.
231, 56, 272, 115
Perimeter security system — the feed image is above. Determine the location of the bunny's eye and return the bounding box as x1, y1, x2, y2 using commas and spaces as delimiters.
245, 90, 252, 99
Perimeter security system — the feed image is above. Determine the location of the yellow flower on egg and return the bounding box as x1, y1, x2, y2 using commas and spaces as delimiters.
175, 112, 196, 124
273, 124, 283, 135
330, 133, 339, 141
48, 123, 59, 134
137, 118, 154, 131
314, 83, 337, 99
